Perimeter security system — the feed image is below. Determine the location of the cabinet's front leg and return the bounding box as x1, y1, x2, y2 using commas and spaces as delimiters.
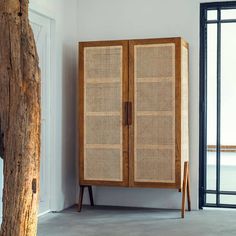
181, 161, 189, 218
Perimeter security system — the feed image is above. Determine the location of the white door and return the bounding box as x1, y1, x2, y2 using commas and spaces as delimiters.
30, 11, 51, 215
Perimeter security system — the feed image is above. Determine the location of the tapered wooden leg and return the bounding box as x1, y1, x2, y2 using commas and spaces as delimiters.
78, 186, 85, 212
88, 186, 94, 206
187, 165, 191, 211
181, 162, 189, 218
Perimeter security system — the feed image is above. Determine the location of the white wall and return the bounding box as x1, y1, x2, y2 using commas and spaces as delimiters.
77, 0, 235, 210
27, 0, 235, 212
29, 0, 78, 212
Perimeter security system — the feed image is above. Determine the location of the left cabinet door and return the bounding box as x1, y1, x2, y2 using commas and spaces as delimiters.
79, 41, 129, 186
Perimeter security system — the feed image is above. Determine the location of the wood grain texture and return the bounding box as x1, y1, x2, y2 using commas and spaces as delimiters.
0, 0, 41, 235
180, 39, 190, 189
79, 42, 85, 186
175, 38, 182, 189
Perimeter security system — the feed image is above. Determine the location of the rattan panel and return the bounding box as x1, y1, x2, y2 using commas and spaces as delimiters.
134, 43, 176, 183
136, 44, 175, 78
85, 46, 122, 80
86, 115, 121, 144
136, 82, 173, 112
85, 149, 122, 181
136, 116, 174, 145
83, 45, 123, 182
135, 149, 175, 182
86, 83, 121, 112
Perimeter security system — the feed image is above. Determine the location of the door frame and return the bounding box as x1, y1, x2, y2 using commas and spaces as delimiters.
29, 4, 57, 215
199, 1, 236, 209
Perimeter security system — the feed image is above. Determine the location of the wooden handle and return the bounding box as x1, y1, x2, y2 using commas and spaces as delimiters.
127, 102, 132, 126
123, 102, 132, 126
123, 102, 128, 125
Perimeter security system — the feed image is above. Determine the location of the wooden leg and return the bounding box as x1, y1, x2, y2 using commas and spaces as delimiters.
88, 186, 95, 206
181, 162, 188, 218
187, 165, 191, 211
78, 186, 85, 212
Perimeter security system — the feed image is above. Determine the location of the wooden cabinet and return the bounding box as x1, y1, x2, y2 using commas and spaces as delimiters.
79, 38, 189, 194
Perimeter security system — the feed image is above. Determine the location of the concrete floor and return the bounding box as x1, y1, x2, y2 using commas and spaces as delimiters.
38, 206, 236, 236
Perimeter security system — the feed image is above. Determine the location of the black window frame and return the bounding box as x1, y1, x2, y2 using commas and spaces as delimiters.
199, 1, 236, 209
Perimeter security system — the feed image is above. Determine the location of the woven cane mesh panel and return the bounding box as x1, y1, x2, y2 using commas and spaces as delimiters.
134, 43, 175, 182
135, 149, 174, 182
85, 149, 122, 181
84, 46, 123, 181
136, 116, 174, 145
86, 116, 120, 144
136, 82, 173, 111
181, 46, 189, 181
85, 46, 121, 80
86, 83, 121, 112
136, 44, 175, 78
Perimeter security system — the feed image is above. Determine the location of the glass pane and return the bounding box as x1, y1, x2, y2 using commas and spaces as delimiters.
206, 194, 216, 204
220, 153, 236, 191
207, 151, 216, 190
221, 9, 236, 20
220, 195, 236, 205
206, 24, 217, 190
220, 23, 236, 191
207, 10, 218, 20
221, 23, 236, 145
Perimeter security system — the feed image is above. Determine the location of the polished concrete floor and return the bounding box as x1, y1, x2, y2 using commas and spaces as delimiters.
37, 206, 236, 236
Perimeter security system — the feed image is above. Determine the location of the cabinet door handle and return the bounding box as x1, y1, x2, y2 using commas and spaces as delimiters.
123, 102, 132, 126
123, 102, 129, 126
127, 102, 132, 126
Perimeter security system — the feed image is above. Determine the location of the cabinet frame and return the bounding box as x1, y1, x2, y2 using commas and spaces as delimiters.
79, 38, 189, 190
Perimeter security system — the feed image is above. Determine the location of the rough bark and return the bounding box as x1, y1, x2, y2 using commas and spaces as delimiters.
0, 0, 41, 235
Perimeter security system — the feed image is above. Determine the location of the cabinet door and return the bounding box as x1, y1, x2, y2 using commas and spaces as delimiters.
79, 41, 129, 186
129, 38, 181, 188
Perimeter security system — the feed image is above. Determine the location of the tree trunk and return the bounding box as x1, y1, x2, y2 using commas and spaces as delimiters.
0, 0, 41, 235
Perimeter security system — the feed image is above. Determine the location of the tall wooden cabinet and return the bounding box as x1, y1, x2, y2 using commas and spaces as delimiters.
79, 38, 190, 216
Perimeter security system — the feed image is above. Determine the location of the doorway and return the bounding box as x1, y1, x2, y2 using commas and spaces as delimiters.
200, 1, 236, 208
30, 11, 52, 214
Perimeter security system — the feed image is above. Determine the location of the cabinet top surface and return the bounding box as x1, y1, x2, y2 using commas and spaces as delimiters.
79, 37, 188, 46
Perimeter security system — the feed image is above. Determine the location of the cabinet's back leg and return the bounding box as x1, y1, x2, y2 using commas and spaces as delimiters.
78, 186, 85, 212
187, 166, 191, 211
88, 186, 94, 206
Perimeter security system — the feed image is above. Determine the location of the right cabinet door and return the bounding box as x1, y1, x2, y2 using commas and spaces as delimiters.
129, 38, 186, 188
